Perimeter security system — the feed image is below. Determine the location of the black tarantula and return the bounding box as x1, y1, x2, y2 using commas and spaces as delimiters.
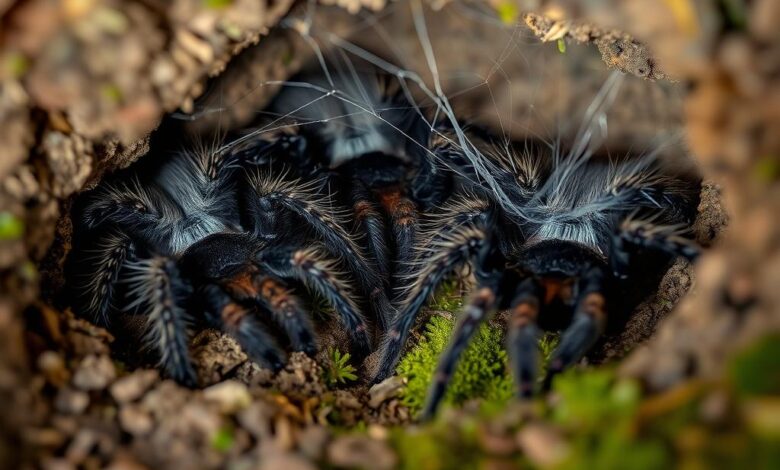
65, 57, 450, 383
372, 120, 702, 417
66, 52, 701, 421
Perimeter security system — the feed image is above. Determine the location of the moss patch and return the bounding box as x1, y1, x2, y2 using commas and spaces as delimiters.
395, 315, 513, 415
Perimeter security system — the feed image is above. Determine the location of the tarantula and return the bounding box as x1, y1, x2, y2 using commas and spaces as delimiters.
66, 133, 385, 385
373, 129, 702, 418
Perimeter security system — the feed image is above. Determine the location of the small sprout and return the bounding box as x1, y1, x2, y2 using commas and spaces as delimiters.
495, 1, 519, 25
0, 212, 24, 240
557, 38, 567, 54
211, 425, 235, 453
325, 348, 358, 386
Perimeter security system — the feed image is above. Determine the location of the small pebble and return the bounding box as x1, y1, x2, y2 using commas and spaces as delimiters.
110, 370, 159, 403
72, 355, 116, 391
203, 380, 252, 413
327, 435, 397, 470
55, 388, 90, 414
516, 423, 569, 467
259, 452, 316, 470
118, 405, 154, 436
368, 376, 406, 408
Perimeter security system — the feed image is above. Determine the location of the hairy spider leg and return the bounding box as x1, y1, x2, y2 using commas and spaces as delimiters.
199, 284, 286, 371
420, 241, 506, 420
244, 171, 393, 330
219, 267, 317, 359
542, 266, 608, 390
373, 222, 489, 383
376, 186, 419, 279
351, 180, 391, 283
67, 228, 136, 324
180, 232, 316, 362
507, 277, 545, 398
611, 218, 700, 279
124, 257, 198, 386
258, 245, 373, 359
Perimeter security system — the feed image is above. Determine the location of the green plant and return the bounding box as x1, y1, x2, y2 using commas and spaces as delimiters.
396, 315, 513, 414
210, 425, 235, 453
324, 348, 358, 386
429, 279, 465, 312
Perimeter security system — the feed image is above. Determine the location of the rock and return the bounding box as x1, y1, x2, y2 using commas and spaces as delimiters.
327, 435, 397, 470
118, 405, 154, 436
258, 452, 316, 470
38, 351, 70, 387
297, 425, 329, 461
140, 380, 190, 421
477, 426, 517, 456
64, 428, 98, 465
516, 423, 569, 467
368, 376, 406, 408
191, 330, 248, 386
202, 380, 252, 413
54, 388, 89, 414
237, 401, 275, 439
41, 458, 75, 470
72, 355, 116, 391
110, 370, 159, 403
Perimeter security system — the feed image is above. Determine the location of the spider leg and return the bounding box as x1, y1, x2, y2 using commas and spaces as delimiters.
67, 228, 136, 325
124, 257, 197, 386
420, 240, 506, 419
612, 219, 700, 278
245, 173, 393, 328
376, 186, 418, 276
351, 181, 390, 283
218, 266, 317, 357
373, 224, 489, 383
543, 266, 608, 390
507, 277, 544, 398
421, 284, 501, 420
259, 245, 373, 358
200, 284, 286, 370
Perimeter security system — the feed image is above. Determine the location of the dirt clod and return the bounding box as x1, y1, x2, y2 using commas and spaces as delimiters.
72, 355, 116, 391
327, 434, 397, 470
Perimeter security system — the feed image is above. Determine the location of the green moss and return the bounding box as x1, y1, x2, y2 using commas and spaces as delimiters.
0, 212, 24, 240
387, 332, 780, 469
495, 1, 519, 25
396, 315, 513, 414
729, 334, 780, 396
202, 0, 233, 9
429, 279, 464, 312
210, 425, 235, 453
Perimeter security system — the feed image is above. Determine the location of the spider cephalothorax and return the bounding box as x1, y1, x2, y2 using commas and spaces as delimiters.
66, 141, 382, 385
373, 131, 702, 418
